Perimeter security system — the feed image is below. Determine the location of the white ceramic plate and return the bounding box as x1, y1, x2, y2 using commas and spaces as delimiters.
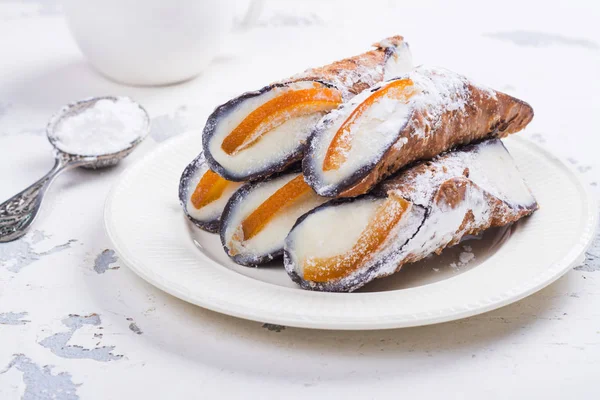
104, 133, 597, 330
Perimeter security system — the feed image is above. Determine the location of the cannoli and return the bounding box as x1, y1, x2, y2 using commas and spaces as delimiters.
285, 139, 538, 292
220, 172, 328, 266
179, 153, 244, 233
304, 66, 534, 197
203, 36, 412, 182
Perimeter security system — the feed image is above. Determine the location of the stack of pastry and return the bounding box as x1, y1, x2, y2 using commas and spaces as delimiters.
179, 36, 537, 292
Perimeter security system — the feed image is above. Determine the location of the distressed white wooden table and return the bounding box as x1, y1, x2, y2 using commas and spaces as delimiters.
1, 1, 599, 398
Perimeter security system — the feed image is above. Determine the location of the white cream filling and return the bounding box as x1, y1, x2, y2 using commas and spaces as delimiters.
311, 87, 412, 190
383, 41, 413, 81
184, 162, 243, 222
223, 173, 327, 257
468, 141, 535, 207
208, 81, 330, 177
286, 198, 384, 275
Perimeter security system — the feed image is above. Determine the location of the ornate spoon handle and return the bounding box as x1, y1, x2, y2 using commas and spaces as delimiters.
0, 154, 82, 242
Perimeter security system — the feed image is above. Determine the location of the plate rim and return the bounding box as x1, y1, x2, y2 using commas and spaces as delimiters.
104, 134, 598, 330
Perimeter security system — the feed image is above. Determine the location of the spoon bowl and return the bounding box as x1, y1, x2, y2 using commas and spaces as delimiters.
47, 96, 150, 168
0, 96, 150, 242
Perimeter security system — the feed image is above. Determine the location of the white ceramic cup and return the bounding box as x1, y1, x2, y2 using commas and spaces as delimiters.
62, 0, 261, 86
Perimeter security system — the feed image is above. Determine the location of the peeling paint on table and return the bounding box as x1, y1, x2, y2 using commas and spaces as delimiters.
1, 355, 79, 400
39, 314, 122, 362
575, 222, 600, 272
0, 312, 30, 326
262, 323, 286, 333
0, 231, 76, 273
128, 323, 143, 335
93, 249, 119, 274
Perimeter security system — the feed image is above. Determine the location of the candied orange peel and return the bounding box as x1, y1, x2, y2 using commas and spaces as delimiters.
303, 194, 411, 282
241, 175, 312, 241
191, 170, 231, 209
221, 85, 342, 155
323, 79, 415, 171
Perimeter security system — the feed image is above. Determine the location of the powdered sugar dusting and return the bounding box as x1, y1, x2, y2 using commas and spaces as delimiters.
306, 66, 477, 195
385, 152, 476, 207
383, 139, 535, 209
450, 245, 476, 270
407, 66, 470, 138
292, 58, 383, 99
291, 38, 412, 99
367, 140, 535, 281
287, 140, 538, 292
51, 97, 148, 156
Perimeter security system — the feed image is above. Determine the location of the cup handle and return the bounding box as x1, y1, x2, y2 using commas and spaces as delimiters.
237, 0, 264, 29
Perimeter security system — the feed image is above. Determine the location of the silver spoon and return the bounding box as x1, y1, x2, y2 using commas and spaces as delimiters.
0, 96, 150, 243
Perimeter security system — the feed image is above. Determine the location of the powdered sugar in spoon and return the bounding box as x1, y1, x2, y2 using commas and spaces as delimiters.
0, 96, 150, 242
